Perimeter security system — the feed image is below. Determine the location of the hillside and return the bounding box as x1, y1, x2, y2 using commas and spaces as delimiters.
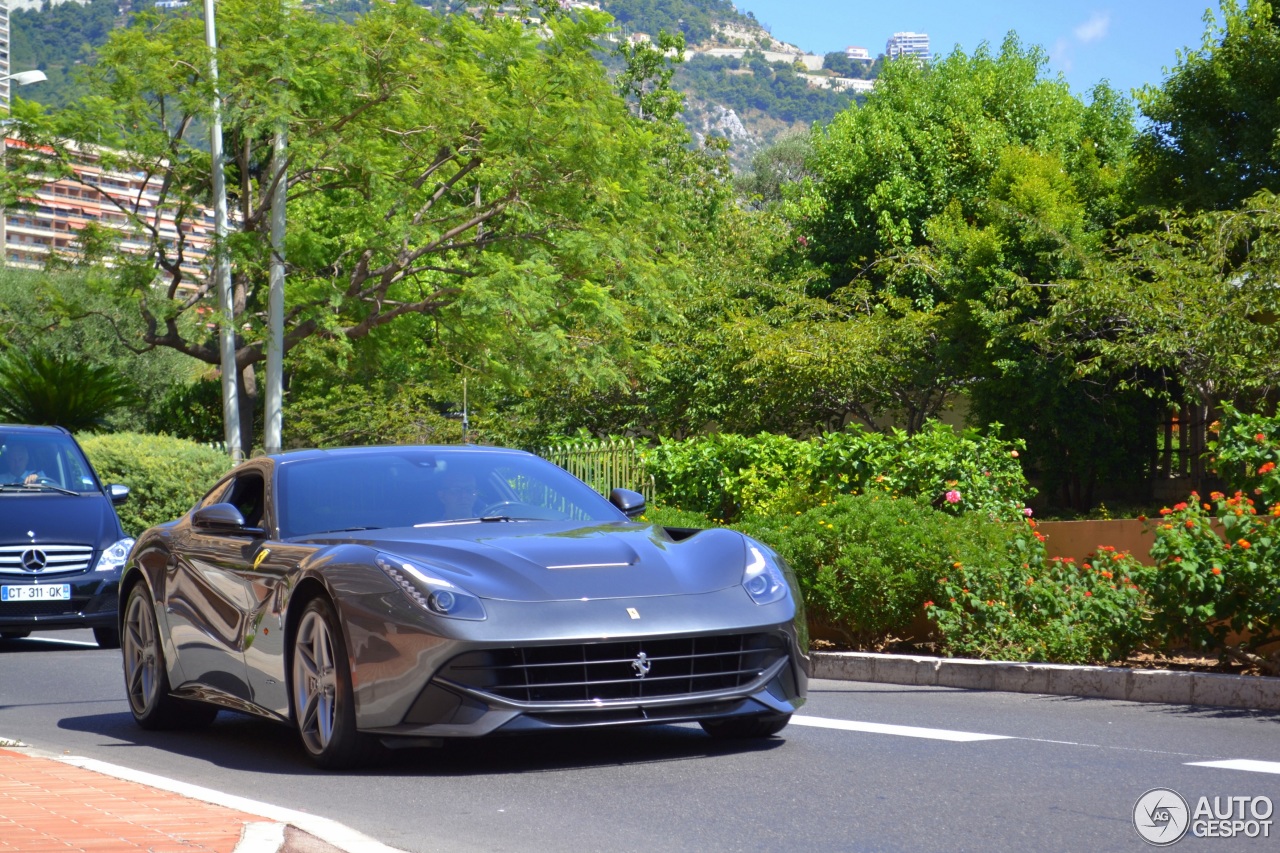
8, 0, 870, 167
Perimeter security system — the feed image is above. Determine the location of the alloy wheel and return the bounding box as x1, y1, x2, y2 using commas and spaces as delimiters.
293, 608, 339, 755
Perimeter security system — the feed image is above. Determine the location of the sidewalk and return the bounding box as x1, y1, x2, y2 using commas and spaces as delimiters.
0, 744, 371, 853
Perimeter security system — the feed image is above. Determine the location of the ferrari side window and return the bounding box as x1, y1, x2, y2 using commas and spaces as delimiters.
225, 473, 266, 528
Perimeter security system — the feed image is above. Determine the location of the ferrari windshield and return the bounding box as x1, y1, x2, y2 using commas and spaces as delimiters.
276, 448, 627, 537
0, 430, 101, 494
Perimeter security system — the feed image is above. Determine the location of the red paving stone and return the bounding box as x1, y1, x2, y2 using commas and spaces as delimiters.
0, 748, 264, 853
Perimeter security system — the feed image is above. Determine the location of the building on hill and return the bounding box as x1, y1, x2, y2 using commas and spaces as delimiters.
844, 46, 871, 62
885, 31, 930, 63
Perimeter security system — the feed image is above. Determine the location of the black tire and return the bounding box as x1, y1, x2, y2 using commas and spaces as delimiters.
93, 626, 120, 649
699, 713, 792, 739
122, 584, 218, 730
291, 596, 377, 769
1, 630, 31, 639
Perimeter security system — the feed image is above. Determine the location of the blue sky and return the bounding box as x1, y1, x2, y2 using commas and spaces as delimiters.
731, 1, 1225, 99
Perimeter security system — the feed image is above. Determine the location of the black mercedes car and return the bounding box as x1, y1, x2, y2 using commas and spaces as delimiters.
0, 425, 133, 648
120, 445, 808, 767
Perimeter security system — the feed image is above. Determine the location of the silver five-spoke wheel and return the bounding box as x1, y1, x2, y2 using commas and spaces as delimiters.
293, 605, 339, 755
123, 587, 161, 717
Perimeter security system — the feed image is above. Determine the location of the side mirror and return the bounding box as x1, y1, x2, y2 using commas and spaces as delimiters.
192, 502, 264, 536
609, 488, 646, 519
108, 484, 130, 506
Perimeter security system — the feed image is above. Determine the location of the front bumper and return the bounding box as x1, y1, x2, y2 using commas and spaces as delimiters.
0, 573, 120, 632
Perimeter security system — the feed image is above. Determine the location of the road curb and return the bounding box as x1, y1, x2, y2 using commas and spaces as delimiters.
812, 651, 1280, 711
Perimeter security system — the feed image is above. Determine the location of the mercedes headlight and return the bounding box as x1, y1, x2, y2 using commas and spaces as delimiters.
94, 537, 135, 573
742, 544, 789, 605
376, 553, 486, 621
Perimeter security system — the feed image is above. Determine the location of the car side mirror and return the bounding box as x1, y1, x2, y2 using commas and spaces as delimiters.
192, 502, 265, 536
609, 488, 646, 519
108, 484, 130, 506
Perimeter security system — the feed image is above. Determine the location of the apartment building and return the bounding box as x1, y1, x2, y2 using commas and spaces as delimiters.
885, 31, 930, 63
2, 137, 213, 282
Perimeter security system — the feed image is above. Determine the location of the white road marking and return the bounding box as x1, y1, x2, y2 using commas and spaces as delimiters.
1187, 759, 1280, 776
790, 714, 1012, 742
24, 637, 98, 648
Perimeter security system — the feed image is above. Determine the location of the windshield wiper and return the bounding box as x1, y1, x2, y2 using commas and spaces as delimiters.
318, 526, 384, 533
0, 483, 79, 496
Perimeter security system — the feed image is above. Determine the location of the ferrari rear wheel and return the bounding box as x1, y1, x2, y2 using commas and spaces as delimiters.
122, 584, 218, 729
292, 597, 373, 768
699, 713, 792, 739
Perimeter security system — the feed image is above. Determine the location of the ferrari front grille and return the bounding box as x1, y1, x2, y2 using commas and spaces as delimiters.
439, 632, 788, 704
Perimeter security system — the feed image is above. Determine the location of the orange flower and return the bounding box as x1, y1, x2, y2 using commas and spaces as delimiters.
1257, 433, 1267, 442
1238, 539, 1252, 549
1260, 462, 1276, 475
923, 600, 935, 609
952, 561, 963, 569
1186, 520, 1196, 528
1211, 567, 1222, 575
1084, 591, 1092, 597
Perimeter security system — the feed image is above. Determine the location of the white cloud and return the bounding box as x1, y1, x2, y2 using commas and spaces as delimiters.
1050, 38, 1074, 73
1074, 12, 1111, 44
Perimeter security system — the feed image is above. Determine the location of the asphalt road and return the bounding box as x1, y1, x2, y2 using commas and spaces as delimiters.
2, 629, 1279, 852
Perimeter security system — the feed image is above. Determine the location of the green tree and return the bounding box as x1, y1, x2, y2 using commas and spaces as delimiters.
1135, 0, 1280, 211
8, 1, 688, 453
780, 37, 1141, 505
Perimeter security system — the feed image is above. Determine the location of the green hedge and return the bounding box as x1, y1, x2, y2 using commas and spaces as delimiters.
77, 432, 233, 536
643, 421, 1032, 523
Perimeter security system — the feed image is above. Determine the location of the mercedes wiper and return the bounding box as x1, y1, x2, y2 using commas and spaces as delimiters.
0, 483, 79, 496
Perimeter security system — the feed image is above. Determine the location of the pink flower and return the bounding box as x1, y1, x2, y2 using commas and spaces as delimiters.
1022, 507, 1033, 517
945, 490, 962, 504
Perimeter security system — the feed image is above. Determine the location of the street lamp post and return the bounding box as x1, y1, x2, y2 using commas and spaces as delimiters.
1, 69, 48, 269
202, 0, 243, 463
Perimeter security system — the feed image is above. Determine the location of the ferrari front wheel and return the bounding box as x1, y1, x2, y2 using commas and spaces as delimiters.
292, 597, 374, 768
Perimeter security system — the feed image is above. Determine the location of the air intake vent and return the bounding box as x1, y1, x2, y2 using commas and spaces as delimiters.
439, 632, 788, 703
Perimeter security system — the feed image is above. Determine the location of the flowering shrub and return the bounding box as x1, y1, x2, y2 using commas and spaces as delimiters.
1210, 403, 1280, 510
924, 520, 1156, 664
1144, 491, 1279, 668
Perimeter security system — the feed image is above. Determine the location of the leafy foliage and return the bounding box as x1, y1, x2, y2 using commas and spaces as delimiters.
0, 349, 131, 431
675, 54, 857, 125
738, 494, 1022, 648
644, 421, 1032, 523
1135, 0, 1280, 211
7, 0, 118, 109
76, 432, 233, 536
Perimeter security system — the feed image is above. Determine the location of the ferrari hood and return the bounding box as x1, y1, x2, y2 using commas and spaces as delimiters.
346, 522, 750, 603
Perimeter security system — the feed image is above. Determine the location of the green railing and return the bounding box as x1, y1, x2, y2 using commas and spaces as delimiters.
537, 437, 654, 500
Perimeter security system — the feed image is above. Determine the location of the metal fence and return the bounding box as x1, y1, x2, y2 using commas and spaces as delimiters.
536, 438, 654, 501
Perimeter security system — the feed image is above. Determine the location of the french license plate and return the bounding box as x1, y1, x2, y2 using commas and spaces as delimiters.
1, 584, 71, 602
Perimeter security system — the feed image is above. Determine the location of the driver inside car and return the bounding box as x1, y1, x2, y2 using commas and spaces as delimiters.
435, 469, 482, 520
0, 442, 47, 486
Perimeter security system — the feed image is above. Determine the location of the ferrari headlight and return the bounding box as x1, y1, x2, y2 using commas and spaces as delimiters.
376, 553, 486, 621
94, 537, 135, 573
742, 545, 789, 605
